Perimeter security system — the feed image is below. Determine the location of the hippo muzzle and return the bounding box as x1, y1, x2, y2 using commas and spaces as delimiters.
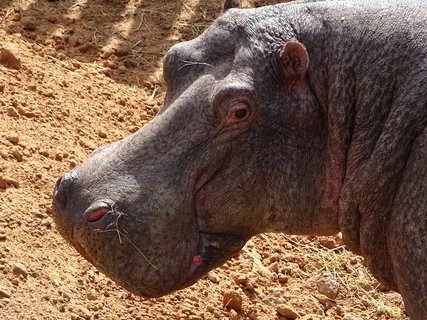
52, 116, 248, 297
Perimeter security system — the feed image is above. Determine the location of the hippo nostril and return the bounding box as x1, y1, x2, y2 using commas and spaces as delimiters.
87, 208, 109, 222
53, 171, 77, 209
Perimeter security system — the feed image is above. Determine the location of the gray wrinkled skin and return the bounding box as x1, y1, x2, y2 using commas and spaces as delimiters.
52, 0, 427, 318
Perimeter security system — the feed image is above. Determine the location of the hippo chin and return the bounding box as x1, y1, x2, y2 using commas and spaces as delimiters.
53, 0, 427, 318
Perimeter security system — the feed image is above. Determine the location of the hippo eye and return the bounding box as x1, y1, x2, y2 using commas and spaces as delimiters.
227, 102, 250, 123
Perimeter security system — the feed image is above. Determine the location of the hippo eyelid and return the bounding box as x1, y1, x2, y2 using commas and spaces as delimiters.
211, 83, 257, 127
211, 82, 254, 106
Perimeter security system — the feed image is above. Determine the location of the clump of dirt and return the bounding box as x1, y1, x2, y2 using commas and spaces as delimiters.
0, 1, 407, 319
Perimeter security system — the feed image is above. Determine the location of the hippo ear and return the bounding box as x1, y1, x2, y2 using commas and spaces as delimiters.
280, 40, 309, 80
223, 0, 240, 12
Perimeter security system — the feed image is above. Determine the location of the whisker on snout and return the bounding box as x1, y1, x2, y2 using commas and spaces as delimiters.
94, 210, 158, 271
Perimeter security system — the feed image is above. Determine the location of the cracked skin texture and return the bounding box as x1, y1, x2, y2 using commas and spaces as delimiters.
52, 0, 427, 319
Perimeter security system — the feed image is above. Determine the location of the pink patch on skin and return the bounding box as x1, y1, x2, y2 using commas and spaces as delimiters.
87, 208, 109, 222
192, 255, 202, 266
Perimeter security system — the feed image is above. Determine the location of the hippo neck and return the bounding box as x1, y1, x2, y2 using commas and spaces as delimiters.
292, 0, 426, 278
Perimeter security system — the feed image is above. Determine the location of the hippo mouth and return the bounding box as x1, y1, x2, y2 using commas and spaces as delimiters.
178, 165, 248, 289
179, 231, 247, 288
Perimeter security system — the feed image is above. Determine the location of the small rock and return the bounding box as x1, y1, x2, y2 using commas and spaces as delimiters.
316, 272, 340, 299
110, 39, 130, 57
207, 271, 220, 284
69, 160, 77, 169
71, 304, 91, 320
24, 111, 37, 118
41, 218, 52, 228
40, 150, 50, 157
0, 177, 8, 189
41, 88, 55, 98
0, 286, 11, 298
56, 53, 66, 61
245, 274, 257, 290
222, 289, 243, 311
100, 48, 114, 59
206, 305, 214, 313
34, 211, 47, 219
278, 273, 289, 284
86, 290, 97, 301
255, 264, 273, 279
0, 176, 19, 189
277, 304, 299, 319
7, 107, 19, 118
318, 238, 338, 249
78, 139, 97, 151
6, 134, 19, 144
234, 274, 247, 285
100, 68, 111, 76
55, 153, 63, 161
229, 309, 238, 320
51, 29, 65, 43
98, 131, 107, 139
21, 17, 37, 31
314, 294, 330, 306
12, 262, 28, 278
284, 242, 293, 250
102, 60, 117, 69
0, 150, 7, 160
318, 234, 343, 249
72, 61, 81, 69
0, 47, 21, 69
269, 262, 279, 273
10, 148, 23, 162
129, 126, 139, 133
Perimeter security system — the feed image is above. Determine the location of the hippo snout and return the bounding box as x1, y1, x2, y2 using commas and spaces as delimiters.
52, 171, 80, 239
53, 171, 77, 209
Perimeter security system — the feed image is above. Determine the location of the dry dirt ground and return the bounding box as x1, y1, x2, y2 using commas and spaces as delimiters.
0, 0, 410, 319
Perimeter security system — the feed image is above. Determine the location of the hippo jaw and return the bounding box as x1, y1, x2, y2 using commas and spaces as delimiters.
53, 175, 248, 297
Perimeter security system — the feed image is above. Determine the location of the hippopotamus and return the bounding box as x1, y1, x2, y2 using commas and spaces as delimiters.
52, 0, 427, 318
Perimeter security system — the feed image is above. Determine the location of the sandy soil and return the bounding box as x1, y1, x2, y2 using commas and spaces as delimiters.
0, 0, 408, 319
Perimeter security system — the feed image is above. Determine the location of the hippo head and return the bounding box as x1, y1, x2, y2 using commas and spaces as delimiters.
53, 5, 329, 297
